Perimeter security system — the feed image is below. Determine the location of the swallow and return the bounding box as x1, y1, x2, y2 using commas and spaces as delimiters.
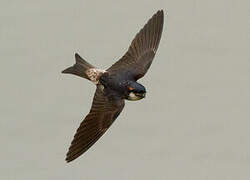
62, 10, 164, 162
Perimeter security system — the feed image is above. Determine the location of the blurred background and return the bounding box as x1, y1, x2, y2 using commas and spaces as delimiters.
1, 0, 250, 179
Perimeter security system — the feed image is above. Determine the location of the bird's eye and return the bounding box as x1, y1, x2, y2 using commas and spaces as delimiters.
128, 86, 134, 91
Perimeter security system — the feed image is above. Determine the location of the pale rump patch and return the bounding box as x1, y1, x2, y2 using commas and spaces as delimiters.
85, 68, 106, 84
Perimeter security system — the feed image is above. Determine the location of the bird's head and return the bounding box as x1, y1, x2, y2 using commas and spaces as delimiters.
126, 81, 146, 101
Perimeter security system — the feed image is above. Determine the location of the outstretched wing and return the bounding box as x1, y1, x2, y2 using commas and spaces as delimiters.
108, 10, 164, 80
66, 86, 125, 162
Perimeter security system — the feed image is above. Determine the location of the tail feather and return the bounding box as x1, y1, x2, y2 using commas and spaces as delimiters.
62, 53, 95, 80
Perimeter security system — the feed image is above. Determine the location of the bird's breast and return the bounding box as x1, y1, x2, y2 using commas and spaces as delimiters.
99, 72, 131, 97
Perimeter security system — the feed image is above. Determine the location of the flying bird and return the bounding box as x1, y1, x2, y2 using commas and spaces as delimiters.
62, 10, 164, 162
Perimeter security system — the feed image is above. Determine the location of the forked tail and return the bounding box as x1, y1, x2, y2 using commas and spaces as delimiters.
62, 53, 95, 81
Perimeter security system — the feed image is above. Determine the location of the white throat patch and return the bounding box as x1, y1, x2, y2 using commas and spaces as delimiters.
128, 92, 141, 101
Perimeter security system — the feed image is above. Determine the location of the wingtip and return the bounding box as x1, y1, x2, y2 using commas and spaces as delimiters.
151, 10, 164, 23
65, 149, 77, 163
157, 9, 164, 25
157, 9, 166, 19
65, 154, 76, 163
157, 9, 164, 14
65, 153, 72, 163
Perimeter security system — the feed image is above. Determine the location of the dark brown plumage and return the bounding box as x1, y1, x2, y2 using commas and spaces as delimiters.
108, 10, 164, 80
65, 86, 124, 162
62, 10, 164, 162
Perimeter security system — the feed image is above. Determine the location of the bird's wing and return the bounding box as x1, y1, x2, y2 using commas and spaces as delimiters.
107, 10, 164, 80
66, 86, 125, 162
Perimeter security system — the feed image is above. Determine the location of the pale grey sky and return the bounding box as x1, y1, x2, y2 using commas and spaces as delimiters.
1, 0, 250, 179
